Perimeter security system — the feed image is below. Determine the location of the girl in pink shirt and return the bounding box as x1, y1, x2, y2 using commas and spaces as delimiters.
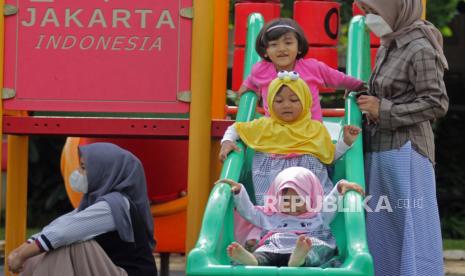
238, 18, 365, 121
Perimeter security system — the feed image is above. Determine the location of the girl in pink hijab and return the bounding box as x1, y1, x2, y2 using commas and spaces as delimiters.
355, 1, 448, 275
217, 167, 363, 267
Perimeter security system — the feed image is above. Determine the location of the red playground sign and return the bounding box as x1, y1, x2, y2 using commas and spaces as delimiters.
3, 0, 192, 113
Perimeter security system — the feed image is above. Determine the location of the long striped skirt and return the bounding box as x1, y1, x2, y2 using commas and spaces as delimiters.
365, 141, 444, 276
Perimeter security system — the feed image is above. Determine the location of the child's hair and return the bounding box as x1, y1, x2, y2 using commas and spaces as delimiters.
256, 18, 309, 62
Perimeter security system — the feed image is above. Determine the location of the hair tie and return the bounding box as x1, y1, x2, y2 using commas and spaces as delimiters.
267, 24, 297, 33
277, 71, 300, 82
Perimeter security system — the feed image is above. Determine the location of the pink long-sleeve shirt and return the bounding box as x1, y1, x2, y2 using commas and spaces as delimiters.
242, 58, 364, 121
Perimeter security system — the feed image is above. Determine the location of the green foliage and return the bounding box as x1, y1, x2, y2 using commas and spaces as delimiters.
335, 0, 460, 30
427, 0, 460, 30
298, 0, 459, 34
443, 239, 465, 250
435, 111, 465, 239
27, 136, 73, 227
441, 215, 465, 239
281, 0, 293, 18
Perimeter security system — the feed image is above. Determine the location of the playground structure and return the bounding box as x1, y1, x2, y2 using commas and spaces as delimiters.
0, 0, 427, 274
186, 11, 375, 275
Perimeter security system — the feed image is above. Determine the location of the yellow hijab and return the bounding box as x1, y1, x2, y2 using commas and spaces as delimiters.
235, 72, 335, 164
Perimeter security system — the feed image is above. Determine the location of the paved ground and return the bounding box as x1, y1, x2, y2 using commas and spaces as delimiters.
446, 260, 465, 276
0, 254, 463, 276
155, 255, 465, 276
0, 254, 187, 276
154, 253, 186, 276
159, 254, 465, 276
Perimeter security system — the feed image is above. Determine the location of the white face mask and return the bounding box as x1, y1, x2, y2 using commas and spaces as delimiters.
365, 14, 393, 37
69, 169, 88, 193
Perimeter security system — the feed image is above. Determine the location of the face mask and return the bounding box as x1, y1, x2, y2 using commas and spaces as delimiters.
365, 14, 393, 37
69, 169, 88, 193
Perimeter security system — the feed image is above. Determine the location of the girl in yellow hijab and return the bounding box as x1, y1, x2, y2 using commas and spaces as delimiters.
220, 71, 360, 248
220, 71, 360, 199
235, 71, 335, 164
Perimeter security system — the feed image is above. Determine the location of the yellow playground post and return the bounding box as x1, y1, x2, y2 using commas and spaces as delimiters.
2, 0, 30, 271
186, 0, 216, 252
1, 0, 30, 272
210, 0, 230, 193
5, 136, 29, 271
211, 0, 229, 120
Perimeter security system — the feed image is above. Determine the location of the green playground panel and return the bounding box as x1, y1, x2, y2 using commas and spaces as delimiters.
186, 15, 374, 276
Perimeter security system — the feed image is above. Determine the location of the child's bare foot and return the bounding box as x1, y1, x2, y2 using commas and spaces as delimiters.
227, 242, 258, 266
288, 235, 312, 267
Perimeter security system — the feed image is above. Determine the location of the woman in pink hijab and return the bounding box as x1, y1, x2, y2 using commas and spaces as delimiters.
217, 167, 363, 267
355, 0, 448, 275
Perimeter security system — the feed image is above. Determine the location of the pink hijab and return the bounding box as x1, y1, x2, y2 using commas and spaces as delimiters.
356, 0, 448, 69
262, 166, 324, 218
234, 167, 324, 244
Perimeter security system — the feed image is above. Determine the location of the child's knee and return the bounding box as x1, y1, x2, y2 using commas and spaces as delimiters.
244, 239, 258, 252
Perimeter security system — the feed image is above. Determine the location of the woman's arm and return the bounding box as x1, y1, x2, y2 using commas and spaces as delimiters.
7, 208, 85, 273
28, 209, 79, 241
36, 197, 129, 251
377, 48, 449, 130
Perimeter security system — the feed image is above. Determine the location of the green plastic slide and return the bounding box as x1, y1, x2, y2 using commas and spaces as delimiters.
186, 14, 374, 276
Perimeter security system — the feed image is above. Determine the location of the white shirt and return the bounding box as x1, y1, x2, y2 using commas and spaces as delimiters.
30, 197, 129, 251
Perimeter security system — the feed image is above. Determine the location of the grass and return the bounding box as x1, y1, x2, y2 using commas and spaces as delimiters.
444, 239, 465, 250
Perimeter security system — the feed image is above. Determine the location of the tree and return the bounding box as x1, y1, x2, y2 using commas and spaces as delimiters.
281, 0, 460, 31
426, 0, 461, 36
